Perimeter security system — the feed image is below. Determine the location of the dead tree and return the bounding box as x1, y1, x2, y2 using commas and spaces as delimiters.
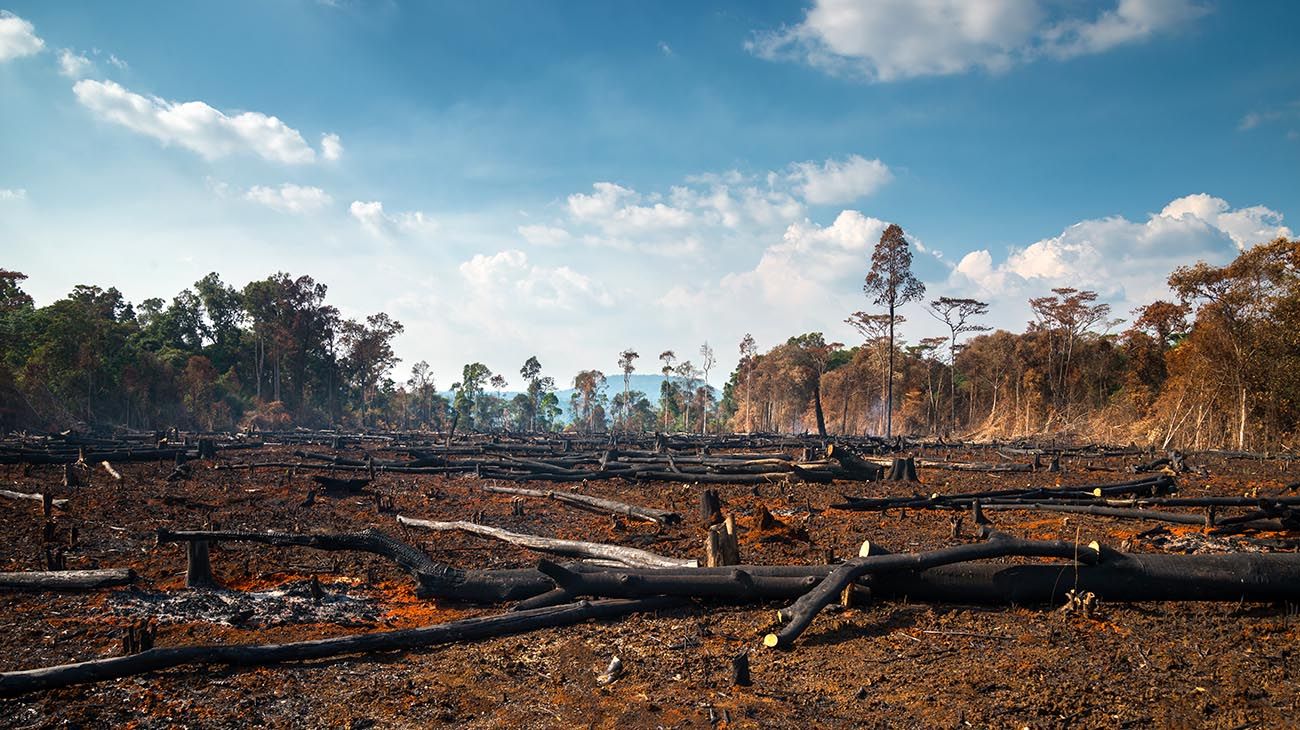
395, 516, 695, 568
764, 530, 1099, 649
0, 597, 682, 697
0, 569, 135, 591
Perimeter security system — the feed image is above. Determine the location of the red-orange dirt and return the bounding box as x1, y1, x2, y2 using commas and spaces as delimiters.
1, 446, 1298, 728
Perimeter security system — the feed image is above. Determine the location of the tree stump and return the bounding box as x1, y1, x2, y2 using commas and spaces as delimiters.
731, 651, 751, 686
700, 489, 722, 526
186, 540, 218, 589
706, 515, 740, 567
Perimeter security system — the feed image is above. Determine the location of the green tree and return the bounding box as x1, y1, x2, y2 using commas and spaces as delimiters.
617, 348, 638, 431
339, 312, 404, 426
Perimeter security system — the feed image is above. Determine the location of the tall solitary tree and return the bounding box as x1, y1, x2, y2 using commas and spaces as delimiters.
617, 348, 639, 431
658, 350, 677, 430
863, 224, 925, 438
926, 296, 990, 432
698, 342, 715, 434
738, 333, 757, 433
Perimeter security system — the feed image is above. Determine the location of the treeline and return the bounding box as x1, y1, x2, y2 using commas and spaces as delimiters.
0, 271, 406, 431
720, 235, 1300, 451
2, 233, 1296, 448
0, 269, 716, 435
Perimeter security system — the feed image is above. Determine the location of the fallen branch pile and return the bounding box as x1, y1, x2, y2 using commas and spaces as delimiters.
7, 515, 1300, 696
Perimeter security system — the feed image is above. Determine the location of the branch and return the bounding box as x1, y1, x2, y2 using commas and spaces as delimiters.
396, 516, 696, 568
0, 597, 681, 697
763, 530, 1100, 650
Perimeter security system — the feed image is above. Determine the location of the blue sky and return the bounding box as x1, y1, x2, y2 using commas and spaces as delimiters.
2, 1, 1298, 389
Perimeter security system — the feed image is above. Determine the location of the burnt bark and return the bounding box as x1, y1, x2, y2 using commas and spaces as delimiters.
0, 569, 135, 591
764, 531, 1099, 649
481, 484, 680, 525
0, 597, 683, 697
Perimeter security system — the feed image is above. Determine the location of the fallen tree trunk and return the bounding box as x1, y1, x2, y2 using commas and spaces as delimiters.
481, 484, 681, 525
153, 527, 1300, 616
0, 569, 135, 590
918, 460, 1035, 473
867, 551, 1300, 604
764, 531, 1099, 649
155, 527, 553, 602
834, 475, 1175, 511
395, 516, 696, 568
629, 470, 796, 485
976, 502, 1209, 526
0, 597, 682, 698
538, 559, 836, 601
0, 489, 68, 509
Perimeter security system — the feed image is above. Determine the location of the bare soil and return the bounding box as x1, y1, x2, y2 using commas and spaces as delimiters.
1, 447, 1298, 728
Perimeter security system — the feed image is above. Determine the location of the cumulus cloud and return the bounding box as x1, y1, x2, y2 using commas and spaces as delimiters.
539, 155, 888, 256
567, 182, 695, 234
648, 209, 905, 362
749, 0, 1208, 81
72, 79, 336, 164
0, 11, 43, 62
718, 210, 890, 308
948, 194, 1291, 307
1159, 194, 1291, 250
57, 49, 93, 78
349, 200, 437, 237
787, 155, 892, 205
244, 183, 333, 214
459, 249, 613, 310
0, 188, 27, 201
320, 133, 344, 161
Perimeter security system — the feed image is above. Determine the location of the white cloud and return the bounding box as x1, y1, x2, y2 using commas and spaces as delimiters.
548, 154, 888, 256
244, 184, 333, 214
320, 133, 344, 161
566, 182, 695, 234
658, 41, 673, 56
1238, 101, 1300, 133
0, 11, 43, 62
717, 210, 890, 308
459, 249, 613, 310
787, 154, 892, 205
948, 194, 1291, 307
349, 200, 437, 237
518, 224, 573, 246
58, 49, 93, 78
72, 79, 335, 164
1041, 0, 1209, 59
0, 188, 27, 201
107, 53, 128, 70
750, 0, 1207, 81
1159, 193, 1291, 250
649, 209, 903, 362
